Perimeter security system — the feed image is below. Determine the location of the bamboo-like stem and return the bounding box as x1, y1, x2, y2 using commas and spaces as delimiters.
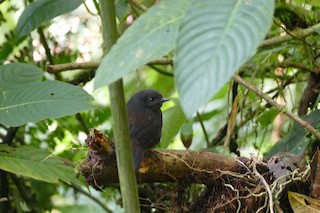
99, 0, 140, 212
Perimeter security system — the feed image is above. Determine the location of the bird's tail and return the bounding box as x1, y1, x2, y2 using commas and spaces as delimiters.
133, 145, 144, 170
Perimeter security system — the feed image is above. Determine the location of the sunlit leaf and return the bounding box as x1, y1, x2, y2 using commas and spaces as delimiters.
0, 144, 80, 184
175, 0, 274, 117
293, 0, 320, 7
258, 108, 279, 127
94, 0, 193, 90
266, 110, 320, 157
161, 102, 187, 148
16, 0, 84, 38
288, 191, 320, 213
0, 81, 94, 127
0, 63, 43, 91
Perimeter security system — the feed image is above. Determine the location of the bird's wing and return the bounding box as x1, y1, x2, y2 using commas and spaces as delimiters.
129, 115, 162, 149
132, 141, 144, 170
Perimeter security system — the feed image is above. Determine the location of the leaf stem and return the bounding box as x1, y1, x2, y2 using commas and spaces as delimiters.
196, 112, 210, 147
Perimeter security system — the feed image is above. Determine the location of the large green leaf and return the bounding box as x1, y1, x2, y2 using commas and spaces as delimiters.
175, 0, 274, 117
0, 63, 43, 91
0, 144, 79, 184
94, 0, 193, 90
161, 102, 187, 148
16, 0, 84, 38
0, 80, 94, 127
266, 110, 320, 157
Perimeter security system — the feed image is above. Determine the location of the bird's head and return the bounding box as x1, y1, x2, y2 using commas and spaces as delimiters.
129, 89, 169, 111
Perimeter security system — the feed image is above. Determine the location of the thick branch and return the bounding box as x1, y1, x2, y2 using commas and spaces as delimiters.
79, 130, 314, 212
298, 71, 320, 116
79, 129, 245, 186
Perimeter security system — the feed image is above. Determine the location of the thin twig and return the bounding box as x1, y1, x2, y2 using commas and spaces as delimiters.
3, 127, 19, 146
37, 28, 54, 65
47, 58, 173, 73
129, 0, 147, 12
37, 27, 62, 80
223, 184, 241, 213
84, 1, 99, 16
47, 61, 100, 73
75, 113, 89, 134
273, 19, 320, 49
196, 112, 210, 147
211, 68, 301, 146
10, 174, 41, 213
232, 74, 320, 140
252, 160, 274, 213
264, 70, 302, 95
68, 183, 113, 213
148, 64, 174, 77
260, 22, 320, 48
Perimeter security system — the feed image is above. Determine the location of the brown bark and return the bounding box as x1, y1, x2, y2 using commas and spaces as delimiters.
298, 70, 320, 116
79, 129, 246, 189
310, 150, 320, 198
78, 129, 319, 212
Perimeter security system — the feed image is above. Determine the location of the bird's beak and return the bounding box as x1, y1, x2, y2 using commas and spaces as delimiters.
161, 97, 170, 103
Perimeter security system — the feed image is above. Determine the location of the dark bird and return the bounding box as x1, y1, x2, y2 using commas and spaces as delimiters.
127, 89, 169, 170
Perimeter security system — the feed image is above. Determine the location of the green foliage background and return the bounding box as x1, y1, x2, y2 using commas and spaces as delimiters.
0, 0, 320, 212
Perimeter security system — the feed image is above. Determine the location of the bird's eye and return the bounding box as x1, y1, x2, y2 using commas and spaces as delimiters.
148, 97, 155, 102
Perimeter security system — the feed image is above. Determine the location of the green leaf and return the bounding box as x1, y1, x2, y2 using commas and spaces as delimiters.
115, 0, 129, 22
314, 28, 320, 35
180, 121, 193, 149
94, 0, 193, 90
0, 33, 26, 63
16, 0, 84, 38
293, 0, 320, 7
160, 102, 187, 148
0, 63, 43, 91
258, 108, 279, 127
56, 205, 105, 213
30, 180, 56, 210
175, 0, 275, 117
266, 110, 320, 157
0, 81, 94, 127
0, 144, 79, 184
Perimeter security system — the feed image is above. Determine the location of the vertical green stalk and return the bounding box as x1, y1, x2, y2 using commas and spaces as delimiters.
99, 0, 140, 212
